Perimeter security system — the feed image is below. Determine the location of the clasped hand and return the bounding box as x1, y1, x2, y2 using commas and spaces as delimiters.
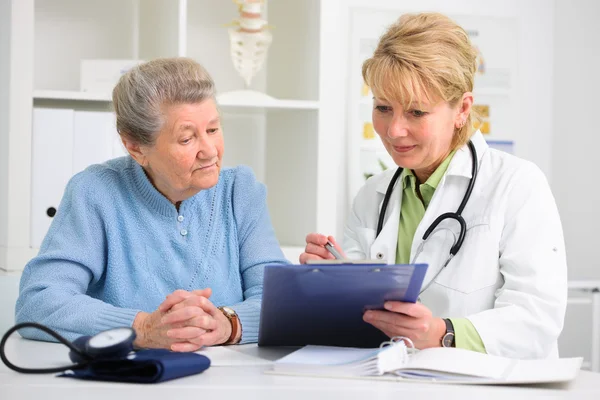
133, 288, 231, 351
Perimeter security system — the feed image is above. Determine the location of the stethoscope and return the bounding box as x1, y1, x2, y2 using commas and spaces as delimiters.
376, 141, 478, 292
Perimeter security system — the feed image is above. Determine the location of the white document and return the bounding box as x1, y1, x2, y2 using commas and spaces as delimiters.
197, 346, 273, 367
31, 108, 74, 249
271, 344, 583, 385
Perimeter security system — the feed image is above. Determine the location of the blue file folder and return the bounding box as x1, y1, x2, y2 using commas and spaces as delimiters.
258, 263, 428, 348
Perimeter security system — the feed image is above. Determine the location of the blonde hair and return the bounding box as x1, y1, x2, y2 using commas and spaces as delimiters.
113, 57, 216, 146
362, 12, 478, 148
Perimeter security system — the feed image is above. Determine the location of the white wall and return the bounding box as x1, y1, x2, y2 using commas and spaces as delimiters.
552, 0, 600, 280
552, 0, 600, 365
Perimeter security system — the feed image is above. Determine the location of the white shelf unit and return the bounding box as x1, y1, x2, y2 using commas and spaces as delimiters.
1, 0, 347, 270
33, 90, 321, 110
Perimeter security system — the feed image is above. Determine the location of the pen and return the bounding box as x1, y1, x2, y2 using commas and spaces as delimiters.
324, 240, 344, 260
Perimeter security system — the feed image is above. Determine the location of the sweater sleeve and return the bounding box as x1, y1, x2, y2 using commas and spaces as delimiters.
15, 171, 140, 342
229, 166, 290, 343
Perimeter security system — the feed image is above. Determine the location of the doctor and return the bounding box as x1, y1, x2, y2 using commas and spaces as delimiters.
300, 12, 567, 359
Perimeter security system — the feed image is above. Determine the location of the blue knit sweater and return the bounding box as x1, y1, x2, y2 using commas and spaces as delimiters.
16, 157, 288, 344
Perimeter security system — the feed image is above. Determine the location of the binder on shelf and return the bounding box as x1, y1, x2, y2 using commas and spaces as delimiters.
31, 108, 74, 248
270, 339, 583, 385
72, 111, 119, 174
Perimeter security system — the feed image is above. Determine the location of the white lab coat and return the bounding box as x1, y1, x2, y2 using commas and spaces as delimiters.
343, 131, 567, 359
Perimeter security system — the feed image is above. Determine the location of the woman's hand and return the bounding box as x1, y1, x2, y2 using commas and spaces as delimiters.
363, 301, 446, 349
299, 233, 345, 264
159, 289, 233, 351
132, 288, 231, 351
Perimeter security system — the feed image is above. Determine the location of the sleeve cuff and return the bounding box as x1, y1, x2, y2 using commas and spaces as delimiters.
96, 307, 141, 332
229, 299, 260, 344
450, 317, 487, 353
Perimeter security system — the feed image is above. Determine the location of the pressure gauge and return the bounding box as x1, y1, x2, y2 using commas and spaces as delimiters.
86, 327, 136, 358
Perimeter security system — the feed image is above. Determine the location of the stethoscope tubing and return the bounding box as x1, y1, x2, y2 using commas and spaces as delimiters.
375, 141, 478, 285
0, 322, 91, 374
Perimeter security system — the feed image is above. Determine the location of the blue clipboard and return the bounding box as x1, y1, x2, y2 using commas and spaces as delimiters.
258, 263, 428, 348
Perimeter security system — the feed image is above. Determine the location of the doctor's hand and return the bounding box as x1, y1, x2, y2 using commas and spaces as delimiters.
363, 301, 446, 349
299, 233, 345, 264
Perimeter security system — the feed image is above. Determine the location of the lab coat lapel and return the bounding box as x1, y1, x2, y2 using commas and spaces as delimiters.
371, 169, 402, 264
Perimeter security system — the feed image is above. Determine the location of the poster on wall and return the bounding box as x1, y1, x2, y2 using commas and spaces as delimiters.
346, 9, 518, 201
455, 14, 517, 149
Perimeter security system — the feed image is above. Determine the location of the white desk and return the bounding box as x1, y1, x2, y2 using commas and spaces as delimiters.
1, 338, 600, 400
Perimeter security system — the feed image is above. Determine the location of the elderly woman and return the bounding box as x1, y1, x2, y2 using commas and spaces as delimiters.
16, 58, 288, 351
300, 13, 567, 359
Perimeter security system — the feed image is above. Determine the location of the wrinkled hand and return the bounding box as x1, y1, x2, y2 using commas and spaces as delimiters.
160, 289, 232, 351
363, 301, 446, 349
133, 288, 231, 352
299, 233, 345, 264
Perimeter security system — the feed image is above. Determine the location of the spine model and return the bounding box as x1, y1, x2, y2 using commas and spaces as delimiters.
229, 0, 273, 87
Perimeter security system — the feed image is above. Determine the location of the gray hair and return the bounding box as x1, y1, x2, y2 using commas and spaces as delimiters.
112, 57, 216, 146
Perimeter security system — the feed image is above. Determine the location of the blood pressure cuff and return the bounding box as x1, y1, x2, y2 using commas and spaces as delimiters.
58, 349, 211, 383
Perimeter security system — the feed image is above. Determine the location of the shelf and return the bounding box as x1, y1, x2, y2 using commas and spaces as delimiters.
568, 280, 600, 291
34, 90, 112, 102
217, 90, 319, 110
0, 270, 22, 277
33, 90, 320, 110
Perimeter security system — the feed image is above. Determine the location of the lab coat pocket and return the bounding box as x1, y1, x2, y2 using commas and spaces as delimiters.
430, 220, 500, 294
